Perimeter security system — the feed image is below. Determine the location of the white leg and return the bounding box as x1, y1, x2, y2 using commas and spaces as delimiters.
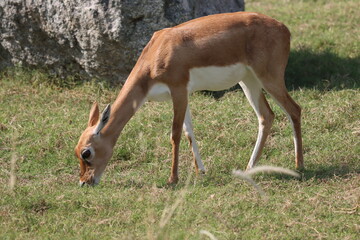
240, 73, 274, 170
183, 106, 205, 173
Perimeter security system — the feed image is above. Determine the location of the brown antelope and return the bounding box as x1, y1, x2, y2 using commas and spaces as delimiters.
75, 12, 303, 186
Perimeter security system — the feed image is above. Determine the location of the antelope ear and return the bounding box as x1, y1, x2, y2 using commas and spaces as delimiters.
93, 104, 111, 135
88, 102, 100, 127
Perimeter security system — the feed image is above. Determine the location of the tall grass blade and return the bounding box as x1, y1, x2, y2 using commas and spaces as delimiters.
246, 165, 301, 178
9, 153, 17, 190
199, 230, 218, 240
232, 169, 266, 197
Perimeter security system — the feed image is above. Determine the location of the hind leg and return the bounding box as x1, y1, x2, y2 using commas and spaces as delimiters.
239, 74, 275, 170
253, 69, 304, 169
264, 86, 304, 169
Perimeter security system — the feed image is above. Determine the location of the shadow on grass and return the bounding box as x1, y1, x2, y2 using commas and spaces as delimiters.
195, 162, 360, 187
110, 162, 359, 189
286, 48, 360, 90
301, 163, 360, 180
204, 48, 360, 99
246, 163, 360, 182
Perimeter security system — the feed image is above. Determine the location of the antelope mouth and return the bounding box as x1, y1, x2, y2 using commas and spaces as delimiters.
79, 177, 101, 187
79, 169, 97, 187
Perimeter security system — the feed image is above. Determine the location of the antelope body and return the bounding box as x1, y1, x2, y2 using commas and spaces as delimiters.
75, 12, 303, 186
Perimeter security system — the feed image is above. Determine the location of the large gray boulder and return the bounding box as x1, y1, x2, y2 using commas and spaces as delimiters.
0, 0, 244, 82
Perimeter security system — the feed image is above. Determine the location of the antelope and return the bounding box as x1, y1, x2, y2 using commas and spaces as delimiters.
75, 12, 304, 186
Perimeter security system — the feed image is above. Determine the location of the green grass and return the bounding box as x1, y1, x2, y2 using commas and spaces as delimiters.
0, 0, 359, 239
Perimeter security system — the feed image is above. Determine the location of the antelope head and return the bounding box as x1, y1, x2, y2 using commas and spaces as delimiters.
75, 102, 112, 186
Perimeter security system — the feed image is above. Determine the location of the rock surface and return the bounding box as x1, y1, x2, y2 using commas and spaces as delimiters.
0, 0, 244, 82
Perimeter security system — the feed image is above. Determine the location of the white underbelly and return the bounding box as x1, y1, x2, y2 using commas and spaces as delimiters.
147, 83, 171, 101
188, 63, 248, 93
146, 63, 248, 101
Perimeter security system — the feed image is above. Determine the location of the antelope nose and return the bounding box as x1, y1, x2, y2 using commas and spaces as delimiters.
79, 181, 86, 187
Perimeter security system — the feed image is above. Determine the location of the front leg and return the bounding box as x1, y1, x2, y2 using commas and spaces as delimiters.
168, 86, 188, 184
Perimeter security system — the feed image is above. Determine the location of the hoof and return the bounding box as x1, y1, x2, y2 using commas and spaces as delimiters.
296, 164, 305, 171
245, 166, 253, 171
197, 169, 206, 175
167, 176, 179, 185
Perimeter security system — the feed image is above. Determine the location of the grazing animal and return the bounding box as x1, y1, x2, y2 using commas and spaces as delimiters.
74, 12, 303, 186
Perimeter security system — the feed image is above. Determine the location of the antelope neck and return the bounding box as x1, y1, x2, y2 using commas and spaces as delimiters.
101, 77, 149, 146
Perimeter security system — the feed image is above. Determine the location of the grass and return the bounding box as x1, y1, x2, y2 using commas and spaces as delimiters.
0, 0, 359, 239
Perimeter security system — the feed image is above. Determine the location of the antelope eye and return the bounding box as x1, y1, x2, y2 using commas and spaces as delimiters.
81, 149, 92, 159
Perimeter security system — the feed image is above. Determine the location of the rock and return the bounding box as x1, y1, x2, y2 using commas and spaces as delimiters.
0, 0, 244, 83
